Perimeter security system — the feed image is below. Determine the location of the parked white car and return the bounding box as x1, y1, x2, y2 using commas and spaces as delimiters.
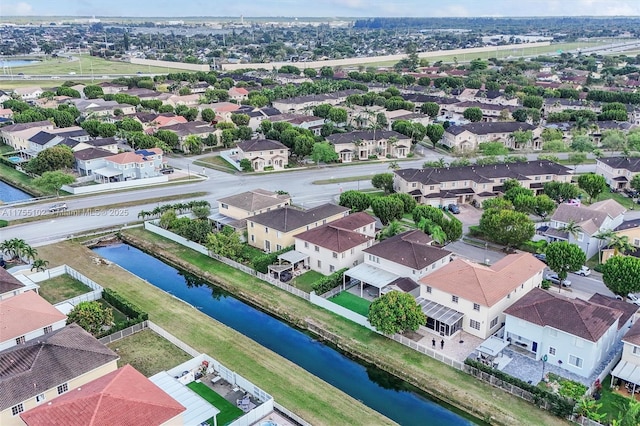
573, 266, 591, 277
628, 294, 640, 306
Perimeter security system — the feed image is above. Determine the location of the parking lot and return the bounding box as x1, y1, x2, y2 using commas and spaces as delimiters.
452, 203, 483, 232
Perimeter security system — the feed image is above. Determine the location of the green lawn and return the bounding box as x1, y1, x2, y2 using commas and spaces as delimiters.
292, 270, 323, 293
596, 375, 631, 424
97, 299, 128, 324
187, 381, 245, 426
37, 273, 91, 304
8, 54, 196, 76
0, 163, 46, 197
0, 144, 15, 155
193, 156, 238, 173
107, 329, 193, 377
579, 187, 636, 210
329, 291, 371, 316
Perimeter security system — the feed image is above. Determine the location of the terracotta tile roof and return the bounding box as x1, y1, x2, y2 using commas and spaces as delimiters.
420, 253, 545, 307
105, 148, 162, 165
0, 268, 24, 296
0, 291, 67, 342
154, 115, 188, 127
327, 211, 376, 231
250, 203, 349, 233
229, 87, 249, 96
218, 188, 290, 212
20, 365, 185, 426
0, 324, 119, 411
588, 293, 637, 330
365, 230, 450, 270
623, 321, 640, 347
504, 288, 623, 342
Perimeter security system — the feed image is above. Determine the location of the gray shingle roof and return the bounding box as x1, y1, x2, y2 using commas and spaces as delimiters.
0, 324, 119, 410
326, 130, 409, 145
598, 156, 640, 173
0, 269, 23, 296
237, 139, 288, 153
446, 121, 537, 136
364, 230, 450, 270
218, 189, 290, 212
28, 131, 59, 146
249, 203, 349, 233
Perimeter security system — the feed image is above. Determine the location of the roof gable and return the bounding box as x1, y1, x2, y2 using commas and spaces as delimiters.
0, 291, 67, 341
365, 230, 451, 270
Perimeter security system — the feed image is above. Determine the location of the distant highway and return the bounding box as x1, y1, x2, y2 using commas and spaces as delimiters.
0, 73, 161, 81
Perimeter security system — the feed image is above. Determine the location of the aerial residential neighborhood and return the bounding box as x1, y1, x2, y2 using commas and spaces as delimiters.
2, 3, 640, 426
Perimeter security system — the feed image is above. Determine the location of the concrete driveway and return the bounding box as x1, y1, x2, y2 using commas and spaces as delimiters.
452, 203, 483, 232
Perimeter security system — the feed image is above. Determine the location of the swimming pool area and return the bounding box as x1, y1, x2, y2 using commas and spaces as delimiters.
7, 156, 23, 164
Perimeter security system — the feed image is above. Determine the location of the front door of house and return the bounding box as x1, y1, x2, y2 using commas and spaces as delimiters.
531, 341, 538, 354
265, 240, 271, 252
439, 322, 447, 336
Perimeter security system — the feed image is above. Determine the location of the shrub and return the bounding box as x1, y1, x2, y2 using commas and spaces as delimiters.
468, 225, 484, 237
251, 246, 293, 273
312, 268, 348, 294
541, 279, 551, 290
102, 288, 148, 322
0, 219, 7, 228
519, 239, 548, 253
464, 359, 575, 417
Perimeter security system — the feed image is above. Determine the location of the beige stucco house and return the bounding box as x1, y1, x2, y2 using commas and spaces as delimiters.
217, 189, 291, 221
596, 157, 640, 191
601, 219, 640, 263
442, 122, 542, 152
326, 130, 411, 163
0, 121, 54, 150
236, 139, 289, 172
611, 320, 640, 393
418, 253, 546, 339
294, 212, 377, 275
0, 324, 119, 426
247, 203, 350, 252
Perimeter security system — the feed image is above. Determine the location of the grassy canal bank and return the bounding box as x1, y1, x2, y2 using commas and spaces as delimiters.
37, 231, 567, 426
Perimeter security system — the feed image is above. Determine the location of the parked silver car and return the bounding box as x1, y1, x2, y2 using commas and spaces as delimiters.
544, 273, 571, 287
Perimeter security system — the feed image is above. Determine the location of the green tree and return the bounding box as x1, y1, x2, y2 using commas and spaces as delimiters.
389, 193, 417, 214
81, 119, 102, 137
50, 110, 74, 128
602, 256, 640, 296
417, 218, 447, 245
239, 158, 252, 172
425, 123, 445, 148
546, 241, 586, 286
578, 173, 607, 203
631, 174, 640, 193
0, 238, 29, 261
230, 113, 250, 127
412, 205, 444, 225
313, 104, 333, 119
25, 146, 75, 175
441, 217, 463, 242
522, 95, 543, 109
303, 68, 317, 78
421, 102, 440, 118
320, 66, 334, 78
463, 107, 483, 122
30, 258, 49, 272
83, 85, 104, 99
570, 134, 594, 152
201, 108, 216, 123
543, 181, 579, 203
206, 226, 243, 260
534, 194, 556, 218
311, 142, 338, 164
339, 190, 371, 212
608, 234, 636, 257
328, 107, 348, 124
371, 173, 395, 195
183, 135, 203, 154
371, 197, 404, 225
478, 141, 509, 156
116, 117, 143, 132
482, 197, 514, 211
155, 129, 180, 149
66, 301, 114, 336
97, 122, 117, 138
568, 152, 587, 170
379, 221, 404, 241
601, 129, 627, 153
479, 209, 535, 248
368, 291, 426, 335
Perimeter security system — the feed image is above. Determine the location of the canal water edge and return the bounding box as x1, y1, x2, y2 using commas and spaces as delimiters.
115, 233, 490, 425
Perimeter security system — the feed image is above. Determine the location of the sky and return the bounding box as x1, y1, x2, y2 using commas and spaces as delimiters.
1, 0, 640, 18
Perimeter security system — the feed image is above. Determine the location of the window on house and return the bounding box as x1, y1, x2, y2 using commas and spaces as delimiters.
473, 303, 480, 311
568, 355, 583, 368
276, 245, 282, 251
317, 260, 322, 268
633, 346, 640, 356
251, 235, 255, 242
36, 393, 46, 403
342, 253, 345, 258
330, 265, 335, 273
15, 336, 25, 345
507, 293, 511, 299
304, 242, 309, 248
11, 404, 24, 416
43, 325, 53, 334
549, 347, 556, 356
546, 175, 551, 180
634, 238, 640, 247
490, 317, 498, 328
264, 227, 268, 234
470, 319, 480, 330
412, 183, 417, 188
351, 248, 355, 255
426, 286, 432, 293
57, 383, 68, 395
315, 245, 320, 252
577, 232, 584, 242
250, 222, 254, 228
452, 295, 459, 303
535, 176, 540, 181
430, 185, 435, 190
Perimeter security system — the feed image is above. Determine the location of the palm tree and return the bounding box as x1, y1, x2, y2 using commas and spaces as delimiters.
559, 220, 581, 241
388, 161, 400, 171
608, 234, 636, 256
418, 218, 447, 245
0, 238, 28, 261
594, 229, 615, 263
378, 221, 403, 241
20, 245, 38, 263
31, 259, 49, 272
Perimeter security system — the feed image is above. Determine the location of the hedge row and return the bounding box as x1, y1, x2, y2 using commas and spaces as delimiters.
519, 239, 548, 253
102, 288, 148, 321
251, 246, 293, 273
0, 220, 7, 228
464, 359, 575, 418
313, 268, 348, 294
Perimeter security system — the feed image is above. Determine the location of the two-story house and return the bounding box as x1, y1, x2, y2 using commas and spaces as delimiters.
601, 218, 640, 263
13, 86, 43, 101
93, 148, 164, 183
159, 121, 217, 151
544, 199, 626, 260
271, 90, 363, 114
326, 130, 412, 162
504, 289, 635, 379
20, 365, 187, 426
217, 189, 291, 221
247, 204, 350, 252
0, 121, 54, 150
344, 230, 452, 298
294, 212, 377, 275
394, 160, 573, 207
442, 122, 541, 152
0, 324, 119, 426
0, 291, 67, 352
74, 147, 114, 176
235, 139, 289, 172
418, 253, 545, 339
596, 157, 640, 191
611, 320, 640, 394
228, 87, 249, 102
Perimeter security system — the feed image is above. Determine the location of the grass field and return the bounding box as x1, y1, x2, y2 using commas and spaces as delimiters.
7, 54, 196, 76
37, 273, 91, 304
329, 291, 371, 316
187, 381, 245, 426
36, 238, 395, 426
194, 155, 238, 173
0, 163, 47, 197
292, 270, 323, 293
107, 329, 193, 377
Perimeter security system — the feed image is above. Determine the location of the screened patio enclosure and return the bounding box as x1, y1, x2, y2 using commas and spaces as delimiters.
416, 298, 464, 337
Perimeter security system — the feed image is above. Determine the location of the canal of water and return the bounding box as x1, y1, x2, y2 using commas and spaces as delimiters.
0, 180, 32, 203
94, 243, 484, 426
